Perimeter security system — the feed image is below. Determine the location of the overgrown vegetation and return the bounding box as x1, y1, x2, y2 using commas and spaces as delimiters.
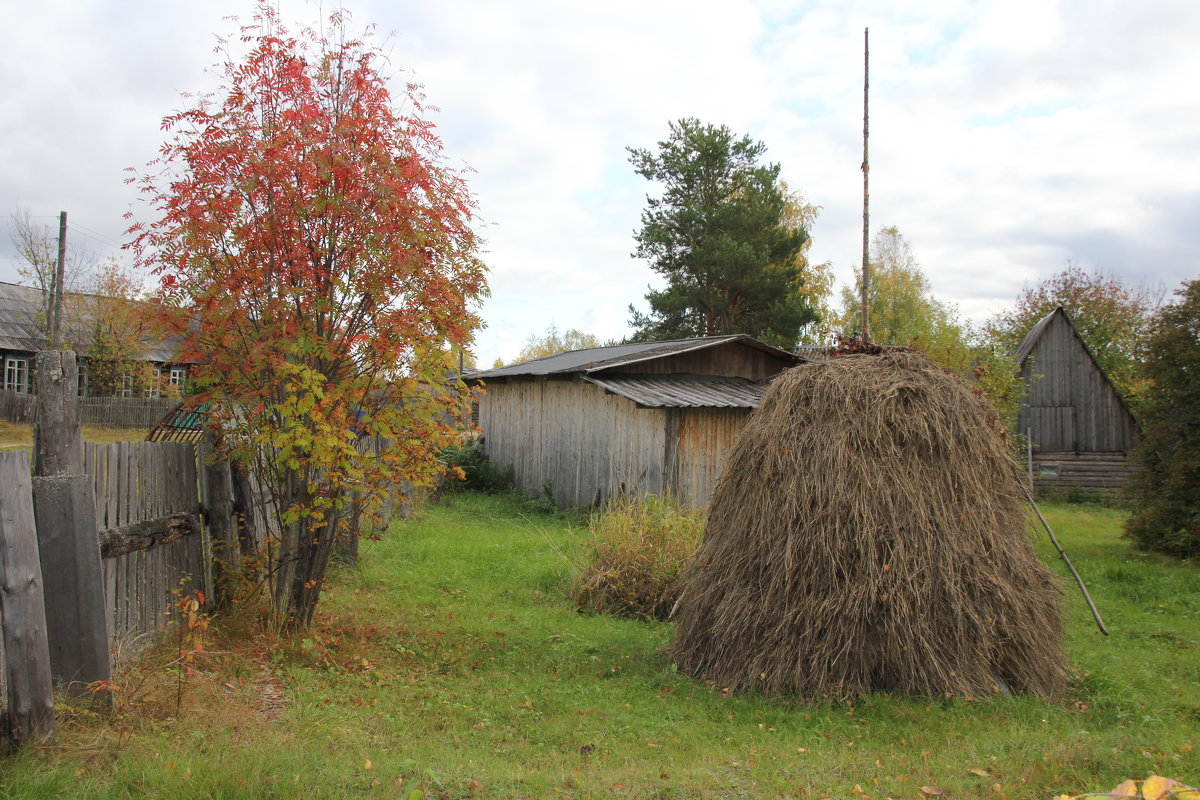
571, 494, 702, 620
2, 494, 1197, 799
439, 437, 515, 494
1124, 279, 1200, 558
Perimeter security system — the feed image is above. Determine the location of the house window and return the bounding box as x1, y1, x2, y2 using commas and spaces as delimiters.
4, 356, 29, 393
118, 374, 134, 398
146, 368, 163, 399
77, 362, 89, 397
168, 366, 187, 387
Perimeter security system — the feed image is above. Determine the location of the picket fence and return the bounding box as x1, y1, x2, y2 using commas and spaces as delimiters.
85, 441, 208, 648
1, 440, 211, 729
0, 390, 177, 428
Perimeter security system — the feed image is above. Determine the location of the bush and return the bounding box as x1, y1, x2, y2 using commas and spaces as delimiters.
571, 494, 703, 620
439, 438, 514, 494
1124, 280, 1200, 558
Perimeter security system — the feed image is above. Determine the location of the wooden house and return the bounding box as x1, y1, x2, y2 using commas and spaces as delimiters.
1015, 307, 1140, 489
470, 335, 804, 508
0, 281, 189, 398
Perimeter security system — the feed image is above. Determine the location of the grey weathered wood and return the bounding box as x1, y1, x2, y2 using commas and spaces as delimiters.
99, 514, 199, 558
201, 437, 237, 605
0, 451, 56, 745
32, 474, 112, 698
33, 351, 83, 477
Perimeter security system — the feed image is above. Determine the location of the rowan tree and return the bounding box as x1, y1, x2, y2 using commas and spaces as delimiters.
627, 119, 816, 348
128, 4, 487, 628
985, 262, 1160, 406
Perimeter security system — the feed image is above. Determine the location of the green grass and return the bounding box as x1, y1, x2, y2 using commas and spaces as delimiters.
2, 494, 1197, 799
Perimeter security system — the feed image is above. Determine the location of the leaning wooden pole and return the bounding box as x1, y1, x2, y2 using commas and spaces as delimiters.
1021, 484, 1109, 636
860, 27, 871, 343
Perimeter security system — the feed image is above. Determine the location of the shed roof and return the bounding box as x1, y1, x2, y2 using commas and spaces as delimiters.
0, 280, 182, 362
472, 335, 802, 379
584, 374, 767, 408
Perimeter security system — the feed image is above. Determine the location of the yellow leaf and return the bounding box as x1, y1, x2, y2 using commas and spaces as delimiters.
364, 759, 373, 771
1143, 776, 1179, 800
969, 768, 990, 777
1173, 791, 1200, 800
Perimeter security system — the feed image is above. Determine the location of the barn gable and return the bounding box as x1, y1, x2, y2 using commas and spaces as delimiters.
1015, 307, 1139, 489
471, 336, 803, 507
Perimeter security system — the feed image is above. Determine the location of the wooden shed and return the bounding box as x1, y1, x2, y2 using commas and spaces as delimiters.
470, 335, 804, 508
1015, 307, 1140, 489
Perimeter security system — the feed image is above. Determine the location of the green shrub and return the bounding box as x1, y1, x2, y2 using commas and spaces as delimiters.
439, 437, 514, 494
570, 494, 703, 620
1124, 279, 1200, 558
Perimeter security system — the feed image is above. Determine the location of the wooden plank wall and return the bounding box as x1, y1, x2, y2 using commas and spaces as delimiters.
83, 441, 205, 653
673, 407, 751, 507
480, 378, 668, 507
1032, 451, 1136, 490
1018, 314, 1138, 454
607, 341, 792, 380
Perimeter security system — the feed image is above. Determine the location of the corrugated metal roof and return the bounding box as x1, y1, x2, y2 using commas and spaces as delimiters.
0, 280, 184, 362
472, 334, 802, 379
583, 374, 767, 408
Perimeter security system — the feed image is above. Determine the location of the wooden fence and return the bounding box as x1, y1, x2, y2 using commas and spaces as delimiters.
1, 439, 211, 737
85, 441, 208, 650
0, 390, 178, 428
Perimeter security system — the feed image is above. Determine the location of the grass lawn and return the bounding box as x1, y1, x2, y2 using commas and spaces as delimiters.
2, 493, 1196, 799
0, 421, 150, 451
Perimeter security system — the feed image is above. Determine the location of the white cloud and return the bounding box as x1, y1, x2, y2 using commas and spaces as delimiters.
2, 0, 1198, 366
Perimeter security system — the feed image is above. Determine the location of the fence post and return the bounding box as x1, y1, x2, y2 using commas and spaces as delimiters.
0, 450, 56, 746
33, 352, 83, 476
31, 351, 111, 700
201, 436, 237, 606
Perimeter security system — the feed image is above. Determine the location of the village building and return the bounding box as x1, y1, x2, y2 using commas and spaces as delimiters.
0, 281, 189, 399
469, 335, 804, 508
1015, 306, 1140, 490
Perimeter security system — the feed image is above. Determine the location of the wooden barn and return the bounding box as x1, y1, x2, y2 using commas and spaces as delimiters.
1015, 307, 1140, 490
470, 335, 804, 508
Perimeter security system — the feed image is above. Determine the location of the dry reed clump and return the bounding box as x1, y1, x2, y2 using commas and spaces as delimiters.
671, 350, 1069, 701
571, 494, 703, 620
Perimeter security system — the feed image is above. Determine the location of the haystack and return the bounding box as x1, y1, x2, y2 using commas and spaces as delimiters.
671, 350, 1068, 700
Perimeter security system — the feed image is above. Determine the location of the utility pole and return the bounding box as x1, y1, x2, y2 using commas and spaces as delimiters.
860, 28, 871, 343
50, 211, 67, 350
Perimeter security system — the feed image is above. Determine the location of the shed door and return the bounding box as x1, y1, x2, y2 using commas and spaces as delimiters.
1026, 406, 1076, 452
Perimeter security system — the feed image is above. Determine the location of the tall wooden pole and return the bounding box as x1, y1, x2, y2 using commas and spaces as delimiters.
861, 28, 871, 343
51, 211, 67, 350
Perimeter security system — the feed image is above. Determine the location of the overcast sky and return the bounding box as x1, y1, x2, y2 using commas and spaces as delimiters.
2, 0, 1197, 366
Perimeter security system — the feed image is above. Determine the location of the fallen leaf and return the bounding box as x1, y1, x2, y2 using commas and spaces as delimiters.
969, 768, 990, 777
1142, 775, 1179, 800
920, 786, 943, 796
364, 759, 373, 771
1108, 780, 1138, 797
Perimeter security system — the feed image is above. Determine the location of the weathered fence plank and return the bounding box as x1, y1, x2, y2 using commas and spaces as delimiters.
0, 450, 56, 746
32, 474, 111, 698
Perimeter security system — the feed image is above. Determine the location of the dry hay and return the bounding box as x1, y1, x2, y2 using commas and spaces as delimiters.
671, 350, 1068, 701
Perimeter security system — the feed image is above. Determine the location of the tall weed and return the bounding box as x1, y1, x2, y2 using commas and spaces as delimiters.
571, 494, 702, 620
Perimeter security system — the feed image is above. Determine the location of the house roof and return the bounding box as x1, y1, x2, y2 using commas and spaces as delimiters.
472, 335, 803, 379
584, 374, 768, 409
0, 280, 182, 362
